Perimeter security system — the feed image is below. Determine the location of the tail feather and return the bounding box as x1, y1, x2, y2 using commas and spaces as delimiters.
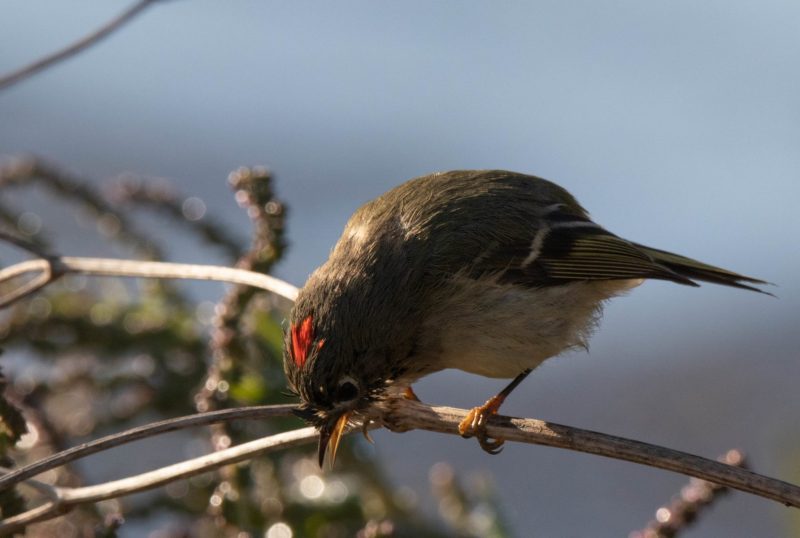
632, 243, 773, 295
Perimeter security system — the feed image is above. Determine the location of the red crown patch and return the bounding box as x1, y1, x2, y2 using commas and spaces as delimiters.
290, 315, 323, 368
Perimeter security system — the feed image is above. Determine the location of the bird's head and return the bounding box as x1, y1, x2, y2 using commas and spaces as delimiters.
284, 311, 388, 467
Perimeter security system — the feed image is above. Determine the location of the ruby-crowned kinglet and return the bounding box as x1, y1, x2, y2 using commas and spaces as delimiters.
283, 170, 767, 465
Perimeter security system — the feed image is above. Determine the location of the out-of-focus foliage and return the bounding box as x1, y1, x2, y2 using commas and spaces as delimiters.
0, 158, 509, 537
0, 363, 27, 521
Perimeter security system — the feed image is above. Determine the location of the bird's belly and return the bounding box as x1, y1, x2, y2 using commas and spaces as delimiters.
418, 276, 640, 379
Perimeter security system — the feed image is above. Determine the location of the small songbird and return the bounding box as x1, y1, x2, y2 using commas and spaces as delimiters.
283, 170, 767, 466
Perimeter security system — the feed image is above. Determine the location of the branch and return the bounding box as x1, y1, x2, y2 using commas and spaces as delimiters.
0, 0, 159, 91
631, 449, 748, 538
0, 405, 296, 492
0, 156, 169, 259
383, 399, 800, 509
1, 400, 798, 534
0, 426, 319, 534
0, 256, 299, 308
107, 176, 247, 260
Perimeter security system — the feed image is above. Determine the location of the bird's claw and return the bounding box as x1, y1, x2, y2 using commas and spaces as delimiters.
458, 395, 506, 455
478, 433, 504, 454
361, 420, 375, 444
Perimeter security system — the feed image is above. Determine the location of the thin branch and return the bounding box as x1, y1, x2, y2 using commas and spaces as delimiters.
0, 427, 319, 534
0, 156, 168, 259
63, 427, 317, 503
0, 0, 159, 91
631, 449, 748, 538
0, 256, 299, 308
0, 264, 52, 309
0, 231, 56, 306
107, 177, 246, 260
1, 400, 798, 533
0, 468, 58, 501
383, 399, 800, 509
0, 230, 51, 259
0, 405, 296, 492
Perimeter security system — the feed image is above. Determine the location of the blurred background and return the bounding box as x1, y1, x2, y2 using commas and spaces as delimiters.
1, 1, 798, 536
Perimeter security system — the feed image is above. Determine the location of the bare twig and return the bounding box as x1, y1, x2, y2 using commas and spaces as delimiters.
0, 231, 56, 306
0, 156, 165, 258
0, 468, 58, 501
108, 177, 245, 260
0, 263, 53, 309
0, 230, 51, 259
0, 256, 299, 308
630, 449, 748, 538
0, 405, 296, 492
1, 401, 798, 534
383, 399, 800, 509
0, 0, 159, 91
0, 426, 319, 534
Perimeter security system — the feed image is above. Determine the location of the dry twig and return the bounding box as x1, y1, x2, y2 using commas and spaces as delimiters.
0, 256, 298, 309
630, 449, 748, 538
1, 400, 798, 535
0, 426, 318, 534
0, 405, 296, 493
0, 1, 160, 91
384, 400, 800, 509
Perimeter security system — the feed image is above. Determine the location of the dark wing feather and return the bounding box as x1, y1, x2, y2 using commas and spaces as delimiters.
415, 171, 769, 294
499, 225, 698, 288
492, 222, 769, 294
541, 229, 695, 283
631, 242, 771, 294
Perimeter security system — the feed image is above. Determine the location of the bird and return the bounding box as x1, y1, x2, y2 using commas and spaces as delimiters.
283, 170, 767, 466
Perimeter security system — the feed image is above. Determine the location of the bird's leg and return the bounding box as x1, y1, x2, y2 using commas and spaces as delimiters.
458, 368, 533, 454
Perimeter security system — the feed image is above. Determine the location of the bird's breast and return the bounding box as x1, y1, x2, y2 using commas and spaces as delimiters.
414, 275, 639, 378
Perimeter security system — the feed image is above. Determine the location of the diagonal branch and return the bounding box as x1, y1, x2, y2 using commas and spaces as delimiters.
0, 405, 296, 492
385, 399, 800, 508
0, 426, 320, 534
0, 0, 160, 91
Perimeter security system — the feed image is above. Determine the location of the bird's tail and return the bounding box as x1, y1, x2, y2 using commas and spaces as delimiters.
633, 242, 772, 295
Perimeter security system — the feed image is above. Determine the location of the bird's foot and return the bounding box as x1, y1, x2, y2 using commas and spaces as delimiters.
458, 395, 506, 454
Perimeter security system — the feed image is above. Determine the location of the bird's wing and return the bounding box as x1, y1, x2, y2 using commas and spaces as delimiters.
468, 204, 767, 292
404, 171, 767, 293
630, 242, 769, 293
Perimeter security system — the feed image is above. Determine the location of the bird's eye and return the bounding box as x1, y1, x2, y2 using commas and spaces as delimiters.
335, 376, 359, 403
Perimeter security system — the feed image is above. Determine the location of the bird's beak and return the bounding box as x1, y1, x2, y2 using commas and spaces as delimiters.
318, 410, 352, 468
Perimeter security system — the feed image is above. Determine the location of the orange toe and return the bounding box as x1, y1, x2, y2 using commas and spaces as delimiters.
458, 395, 507, 454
